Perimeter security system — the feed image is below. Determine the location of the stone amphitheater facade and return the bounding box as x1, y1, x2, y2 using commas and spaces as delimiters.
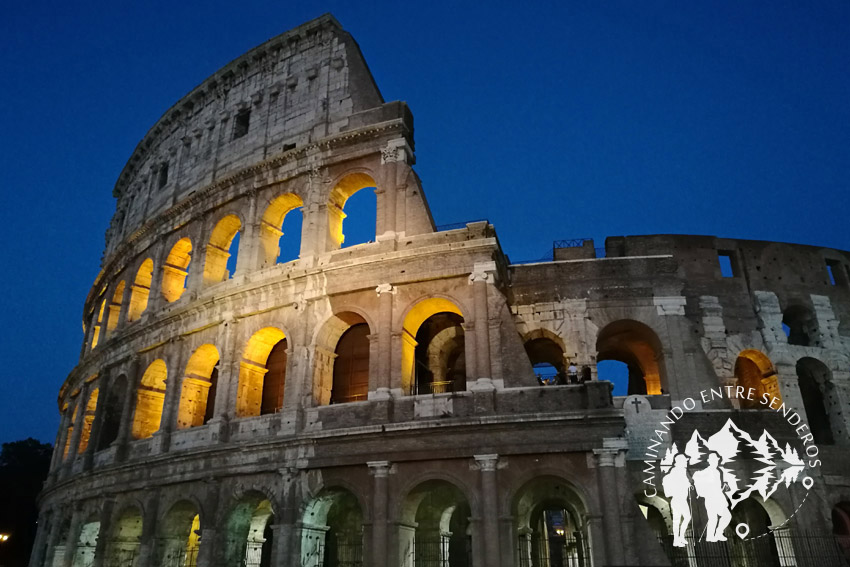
31, 14, 850, 567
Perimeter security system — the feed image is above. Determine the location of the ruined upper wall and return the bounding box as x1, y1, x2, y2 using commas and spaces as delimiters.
103, 14, 386, 261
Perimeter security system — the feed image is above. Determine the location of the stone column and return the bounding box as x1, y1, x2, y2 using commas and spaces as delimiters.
91, 499, 115, 567
234, 190, 260, 275
469, 263, 494, 379
115, 280, 132, 332
65, 384, 91, 467
114, 357, 141, 461
27, 508, 51, 567
84, 371, 111, 471
593, 440, 628, 566
41, 507, 68, 567
368, 461, 393, 567
208, 317, 237, 441
135, 493, 160, 567
474, 454, 501, 567
271, 468, 299, 566
49, 403, 73, 473
61, 506, 84, 567
146, 243, 172, 315
154, 339, 187, 453
196, 481, 220, 567
374, 284, 394, 396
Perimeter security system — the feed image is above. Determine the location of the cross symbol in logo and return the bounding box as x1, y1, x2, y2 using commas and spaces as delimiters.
631, 398, 643, 413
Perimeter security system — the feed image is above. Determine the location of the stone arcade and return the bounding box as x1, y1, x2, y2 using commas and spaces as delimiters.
32, 14, 850, 567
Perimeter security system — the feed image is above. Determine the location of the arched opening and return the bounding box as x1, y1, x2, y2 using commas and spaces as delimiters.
97, 375, 127, 450
76, 387, 99, 454
91, 298, 107, 349
71, 515, 100, 567
328, 172, 377, 250
156, 501, 200, 567
301, 488, 363, 567
399, 480, 472, 567
597, 360, 628, 394
63, 401, 78, 460
177, 345, 220, 429
513, 476, 589, 567
402, 298, 466, 395
782, 304, 818, 347
260, 193, 304, 266
162, 238, 192, 303
107, 506, 143, 567
596, 320, 665, 395
832, 502, 850, 560
726, 498, 785, 567
106, 282, 126, 334
132, 360, 167, 439
204, 215, 242, 284
127, 259, 154, 322
734, 350, 780, 409
223, 492, 275, 567
236, 328, 287, 418
332, 324, 370, 404
524, 335, 566, 385
797, 357, 837, 444
50, 516, 72, 567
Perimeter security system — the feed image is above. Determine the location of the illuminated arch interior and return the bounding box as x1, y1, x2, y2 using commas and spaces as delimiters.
313, 312, 370, 406
260, 193, 303, 266
162, 238, 192, 302
157, 501, 200, 567
327, 172, 376, 250
76, 386, 99, 454
236, 328, 287, 418
301, 488, 363, 566
127, 258, 154, 322
132, 360, 167, 439
224, 492, 275, 567
204, 215, 242, 284
91, 298, 107, 349
596, 319, 664, 395
734, 349, 780, 409
106, 281, 126, 334
399, 480, 472, 566
107, 506, 143, 566
402, 298, 464, 395
177, 344, 220, 429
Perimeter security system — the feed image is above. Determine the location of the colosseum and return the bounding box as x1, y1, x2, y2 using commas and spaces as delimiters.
31, 13, 850, 567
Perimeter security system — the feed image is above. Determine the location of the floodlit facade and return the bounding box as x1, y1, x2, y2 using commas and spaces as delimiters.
32, 14, 850, 567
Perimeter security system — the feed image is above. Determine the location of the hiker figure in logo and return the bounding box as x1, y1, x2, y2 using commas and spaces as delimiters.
661, 453, 692, 547
693, 452, 732, 542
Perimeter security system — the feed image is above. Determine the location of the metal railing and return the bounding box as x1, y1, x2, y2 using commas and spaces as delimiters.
517, 533, 589, 567
435, 219, 487, 231
553, 238, 592, 249
656, 531, 850, 567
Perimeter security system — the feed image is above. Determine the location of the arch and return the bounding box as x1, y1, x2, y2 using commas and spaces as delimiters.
132, 360, 167, 439
106, 281, 126, 333
236, 327, 287, 418
260, 192, 304, 266
177, 344, 220, 429
127, 258, 154, 322
223, 490, 276, 567
782, 303, 818, 347
71, 513, 100, 567
97, 374, 127, 450
832, 502, 850, 559
91, 298, 107, 349
596, 319, 665, 395
401, 297, 465, 395
327, 172, 377, 249
399, 479, 473, 567
796, 357, 837, 444
512, 476, 590, 567
162, 238, 192, 302
727, 497, 787, 567
156, 500, 201, 567
301, 487, 364, 567
313, 312, 372, 406
734, 350, 780, 409
524, 335, 566, 385
204, 214, 242, 284
107, 505, 143, 567
77, 387, 99, 454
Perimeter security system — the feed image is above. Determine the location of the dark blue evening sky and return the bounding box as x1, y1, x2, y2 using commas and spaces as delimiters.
1, 1, 848, 445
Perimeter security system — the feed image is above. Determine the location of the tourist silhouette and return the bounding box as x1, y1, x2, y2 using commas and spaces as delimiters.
661, 453, 692, 547
692, 452, 732, 542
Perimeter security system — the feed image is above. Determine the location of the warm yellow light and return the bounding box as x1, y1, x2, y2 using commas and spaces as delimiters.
0, 533, 10, 541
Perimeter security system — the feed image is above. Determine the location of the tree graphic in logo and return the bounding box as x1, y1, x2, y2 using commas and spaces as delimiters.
659, 418, 806, 547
